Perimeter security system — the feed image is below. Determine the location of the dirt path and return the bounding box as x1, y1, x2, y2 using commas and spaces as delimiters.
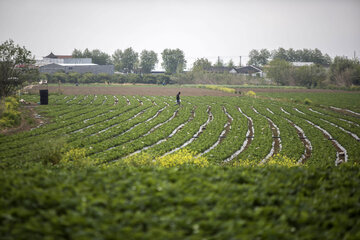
0, 104, 46, 136
29, 85, 238, 96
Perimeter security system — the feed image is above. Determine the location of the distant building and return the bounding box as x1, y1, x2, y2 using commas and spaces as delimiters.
235, 65, 264, 77
204, 65, 264, 77
206, 66, 232, 73
40, 63, 114, 75
37, 52, 114, 75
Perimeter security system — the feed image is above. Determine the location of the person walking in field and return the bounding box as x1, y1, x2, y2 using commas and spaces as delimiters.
176, 92, 181, 105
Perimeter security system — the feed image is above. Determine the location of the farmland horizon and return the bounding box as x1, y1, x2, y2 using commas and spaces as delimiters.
1, 0, 359, 70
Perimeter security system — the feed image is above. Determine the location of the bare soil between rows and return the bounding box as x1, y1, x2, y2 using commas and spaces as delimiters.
28, 85, 357, 97
29, 85, 237, 96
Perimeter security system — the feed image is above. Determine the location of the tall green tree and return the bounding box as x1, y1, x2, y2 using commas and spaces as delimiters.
330, 57, 360, 86
247, 49, 271, 66
227, 59, 235, 68
91, 49, 111, 65
272, 47, 331, 66
72, 49, 83, 58
0, 39, 38, 99
264, 59, 293, 85
112, 49, 123, 71
293, 65, 326, 88
120, 48, 139, 73
272, 48, 288, 61
71, 48, 111, 65
140, 50, 158, 74
83, 48, 92, 58
192, 58, 212, 72
161, 49, 186, 74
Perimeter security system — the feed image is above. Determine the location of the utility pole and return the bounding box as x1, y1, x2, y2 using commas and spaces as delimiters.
239, 56, 242, 67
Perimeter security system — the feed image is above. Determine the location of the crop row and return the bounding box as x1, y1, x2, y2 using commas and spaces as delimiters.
1, 95, 359, 167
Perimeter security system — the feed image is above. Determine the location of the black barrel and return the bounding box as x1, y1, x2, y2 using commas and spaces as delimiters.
40, 90, 48, 105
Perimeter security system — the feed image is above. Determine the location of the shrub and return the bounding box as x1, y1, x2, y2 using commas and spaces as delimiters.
266, 154, 299, 167
60, 148, 98, 167
0, 96, 21, 129
155, 149, 209, 168
245, 90, 256, 97
304, 98, 312, 105
233, 155, 299, 167
32, 138, 66, 165
119, 149, 209, 168
203, 85, 236, 93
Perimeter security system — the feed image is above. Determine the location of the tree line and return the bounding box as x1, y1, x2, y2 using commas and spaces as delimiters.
247, 47, 332, 67
1, 39, 360, 100
72, 48, 186, 74
40, 72, 172, 85
244, 47, 359, 88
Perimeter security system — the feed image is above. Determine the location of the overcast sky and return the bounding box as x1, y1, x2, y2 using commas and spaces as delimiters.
1, 0, 359, 69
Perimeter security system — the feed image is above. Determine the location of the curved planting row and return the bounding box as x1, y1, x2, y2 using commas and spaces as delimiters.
95, 104, 195, 162
223, 107, 254, 163
1, 94, 359, 167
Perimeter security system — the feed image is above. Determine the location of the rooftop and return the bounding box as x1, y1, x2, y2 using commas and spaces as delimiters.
44, 52, 72, 59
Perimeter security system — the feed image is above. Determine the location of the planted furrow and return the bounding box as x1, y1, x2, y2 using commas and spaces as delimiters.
163, 106, 212, 156
339, 118, 360, 127
294, 108, 306, 115
90, 95, 97, 104
319, 118, 360, 141
308, 107, 360, 127
91, 106, 162, 137
77, 95, 88, 104
253, 107, 282, 163
285, 118, 312, 164
290, 106, 360, 164
92, 95, 107, 105
305, 120, 348, 165
307, 107, 360, 137
142, 109, 179, 137
185, 104, 226, 155
330, 106, 360, 117
71, 105, 163, 149
278, 106, 336, 166
82, 102, 179, 153
235, 103, 273, 163
0, 104, 103, 145
102, 96, 108, 105
200, 107, 232, 157
66, 96, 77, 104
94, 105, 166, 138
123, 96, 131, 105
281, 107, 290, 115
266, 108, 274, 115
113, 96, 119, 105
0, 106, 115, 152
223, 107, 254, 163
139, 105, 208, 158
69, 105, 139, 134
309, 108, 324, 115
95, 105, 194, 162
202, 102, 248, 163
80, 95, 95, 105
0, 106, 138, 158
67, 106, 151, 142
56, 96, 69, 104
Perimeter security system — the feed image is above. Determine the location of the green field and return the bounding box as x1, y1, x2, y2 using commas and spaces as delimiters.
1, 90, 360, 239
